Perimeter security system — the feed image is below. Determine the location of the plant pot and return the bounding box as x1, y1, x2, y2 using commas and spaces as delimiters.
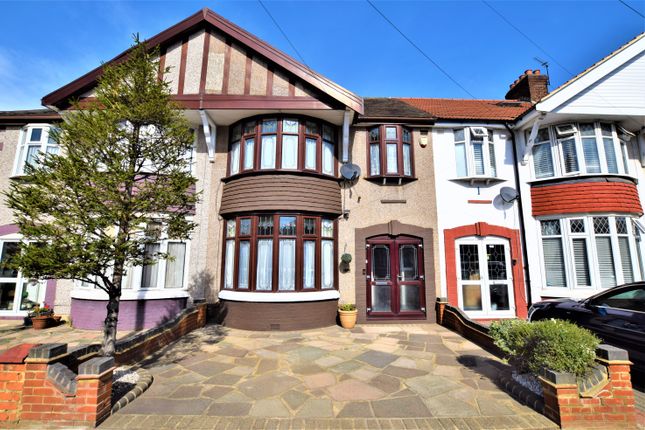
31, 316, 54, 330
339, 309, 358, 329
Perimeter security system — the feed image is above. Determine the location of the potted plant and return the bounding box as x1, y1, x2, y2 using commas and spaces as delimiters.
338, 303, 358, 329
28, 304, 56, 330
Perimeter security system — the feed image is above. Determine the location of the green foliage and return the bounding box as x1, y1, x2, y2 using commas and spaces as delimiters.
490, 319, 600, 377
339, 303, 356, 311
5, 36, 199, 354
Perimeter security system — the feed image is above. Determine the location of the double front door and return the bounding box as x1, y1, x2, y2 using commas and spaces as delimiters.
366, 236, 425, 318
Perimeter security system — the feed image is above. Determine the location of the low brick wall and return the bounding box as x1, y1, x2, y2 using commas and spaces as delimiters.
435, 298, 638, 429
0, 303, 207, 428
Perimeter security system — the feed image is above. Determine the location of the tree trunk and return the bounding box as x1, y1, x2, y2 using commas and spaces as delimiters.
100, 293, 120, 356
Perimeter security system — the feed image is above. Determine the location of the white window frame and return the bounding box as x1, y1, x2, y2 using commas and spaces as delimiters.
453, 127, 496, 178
0, 238, 47, 315
538, 215, 643, 296
455, 236, 516, 319
530, 122, 632, 180
12, 124, 59, 176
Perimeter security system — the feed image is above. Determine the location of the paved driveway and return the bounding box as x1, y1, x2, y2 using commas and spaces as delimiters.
101, 324, 556, 429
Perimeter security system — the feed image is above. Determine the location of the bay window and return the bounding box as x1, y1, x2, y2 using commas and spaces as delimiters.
530, 122, 632, 179
222, 214, 337, 292
539, 216, 642, 291
367, 125, 414, 180
227, 117, 337, 177
13, 125, 59, 176
452, 127, 496, 178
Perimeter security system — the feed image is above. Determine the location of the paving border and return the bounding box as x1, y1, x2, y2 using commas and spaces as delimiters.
111, 368, 154, 414
497, 370, 545, 414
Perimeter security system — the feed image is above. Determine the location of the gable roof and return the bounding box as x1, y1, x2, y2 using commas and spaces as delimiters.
42, 8, 363, 113
399, 98, 532, 121
536, 32, 645, 112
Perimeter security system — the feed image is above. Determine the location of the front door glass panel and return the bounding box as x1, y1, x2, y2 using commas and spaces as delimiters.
372, 246, 390, 280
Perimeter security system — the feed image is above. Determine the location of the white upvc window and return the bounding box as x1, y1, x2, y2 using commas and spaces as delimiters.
539, 216, 642, 293
453, 127, 496, 178
530, 122, 631, 180
13, 125, 59, 176
0, 240, 46, 314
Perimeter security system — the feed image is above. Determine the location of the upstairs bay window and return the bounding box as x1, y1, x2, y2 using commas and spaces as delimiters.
367, 125, 414, 180
539, 216, 641, 292
228, 117, 337, 177
222, 214, 337, 292
13, 125, 59, 176
530, 122, 631, 180
453, 127, 496, 179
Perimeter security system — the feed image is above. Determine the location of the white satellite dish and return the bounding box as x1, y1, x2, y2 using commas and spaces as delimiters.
494, 187, 519, 210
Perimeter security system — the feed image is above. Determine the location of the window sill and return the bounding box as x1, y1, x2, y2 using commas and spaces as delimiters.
539, 287, 605, 300
218, 289, 340, 303
365, 176, 417, 185
450, 176, 505, 185
71, 288, 190, 301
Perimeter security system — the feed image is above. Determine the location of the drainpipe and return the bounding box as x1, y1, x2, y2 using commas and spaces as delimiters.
505, 122, 532, 308
342, 108, 353, 163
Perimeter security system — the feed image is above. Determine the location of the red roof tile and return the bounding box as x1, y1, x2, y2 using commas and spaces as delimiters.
399, 98, 533, 121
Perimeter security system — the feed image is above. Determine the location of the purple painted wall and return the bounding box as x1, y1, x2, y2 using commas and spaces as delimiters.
0, 224, 19, 236
70, 297, 188, 330
44, 279, 57, 309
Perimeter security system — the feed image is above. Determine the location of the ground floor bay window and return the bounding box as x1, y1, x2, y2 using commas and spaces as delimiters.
539, 215, 643, 295
222, 214, 338, 292
0, 240, 46, 315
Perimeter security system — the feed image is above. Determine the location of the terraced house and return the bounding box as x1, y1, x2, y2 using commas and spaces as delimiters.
0, 8, 643, 329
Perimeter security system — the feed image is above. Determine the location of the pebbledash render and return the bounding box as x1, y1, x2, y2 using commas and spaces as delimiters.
0, 8, 644, 330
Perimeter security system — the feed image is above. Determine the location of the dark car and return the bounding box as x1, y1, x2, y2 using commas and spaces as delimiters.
528, 282, 645, 383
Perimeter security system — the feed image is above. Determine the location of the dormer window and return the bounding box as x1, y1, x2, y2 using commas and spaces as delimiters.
453, 127, 496, 179
227, 116, 337, 177
13, 125, 59, 176
367, 125, 414, 181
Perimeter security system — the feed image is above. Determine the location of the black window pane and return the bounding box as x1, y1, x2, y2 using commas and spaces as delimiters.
240, 219, 251, 236
489, 285, 510, 311
399, 245, 418, 281
459, 244, 480, 280
486, 244, 507, 280
279, 216, 297, 236
0, 242, 19, 277
257, 216, 273, 235
372, 245, 390, 280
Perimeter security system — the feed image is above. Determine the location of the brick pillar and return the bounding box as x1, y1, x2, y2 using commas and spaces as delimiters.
0, 344, 36, 424
76, 357, 115, 426
435, 297, 448, 325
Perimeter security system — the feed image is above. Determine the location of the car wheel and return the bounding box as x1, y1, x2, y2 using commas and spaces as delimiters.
528, 310, 545, 322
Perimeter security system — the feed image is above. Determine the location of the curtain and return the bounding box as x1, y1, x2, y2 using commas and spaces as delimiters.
25, 145, 40, 170
472, 142, 485, 175
224, 240, 235, 289
261, 135, 276, 169
618, 237, 634, 284
403, 143, 411, 176
230, 141, 240, 174
322, 141, 334, 174
238, 241, 250, 289
256, 239, 273, 290
244, 138, 254, 170
278, 239, 296, 290
454, 143, 467, 177
561, 138, 579, 173
281, 135, 298, 169
572, 239, 590, 286
370, 144, 380, 175
321, 240, 334, 289
386, 143, 397, 174
596, 237, 617, 288
542, 238, 566, 287
582, 137, 601, 173
533, 143, 554, 178
603, 138, 618, 173
305, 138, 316, 170
303, 241, 315, 289
141, 243, 160, 288
164, 242, 186, 288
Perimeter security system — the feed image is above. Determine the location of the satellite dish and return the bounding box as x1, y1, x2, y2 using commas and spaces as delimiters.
500, 187, 519, 204
340, 163, 361, 181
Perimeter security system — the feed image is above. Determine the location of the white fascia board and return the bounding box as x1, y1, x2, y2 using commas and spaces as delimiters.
218, 289, 340, 303
536, 36, 645, 113
199, 110, 217, 162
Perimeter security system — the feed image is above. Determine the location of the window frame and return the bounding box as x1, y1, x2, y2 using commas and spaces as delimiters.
530, 122, 631, 180
538, 215, 642, 295
366, 124, 415, 181
226, 116, 338, 178
12, 124, 59, 176
452, 127, 497, 179
221, 213, 338, 292
0, 239, 46, 315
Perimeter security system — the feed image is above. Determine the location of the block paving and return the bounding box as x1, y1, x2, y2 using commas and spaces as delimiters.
101, 323, 558, 429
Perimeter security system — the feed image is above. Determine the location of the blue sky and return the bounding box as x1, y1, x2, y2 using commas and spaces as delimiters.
0, 0, 643, 110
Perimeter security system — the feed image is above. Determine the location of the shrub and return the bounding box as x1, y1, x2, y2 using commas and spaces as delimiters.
339, 303, 356, 311
490, 318, 600, 377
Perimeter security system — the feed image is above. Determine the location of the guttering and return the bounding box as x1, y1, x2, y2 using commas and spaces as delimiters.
505, 122, 532, 308
342, 108, 352, 163
199, 110, 216, 162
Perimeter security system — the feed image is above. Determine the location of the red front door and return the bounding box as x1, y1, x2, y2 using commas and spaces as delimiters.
366, 236, 426, 319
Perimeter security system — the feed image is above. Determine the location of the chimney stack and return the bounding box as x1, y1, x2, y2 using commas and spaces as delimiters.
505, 69, 549, 103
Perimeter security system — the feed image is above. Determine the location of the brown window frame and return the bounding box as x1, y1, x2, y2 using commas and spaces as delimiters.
220, 213, 339, 292
366, 124, 416, 181
227, 116, 339, 178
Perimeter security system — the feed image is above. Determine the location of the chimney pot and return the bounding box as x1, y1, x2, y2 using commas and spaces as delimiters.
534, 69, 541, 75
524, 69, 532, 75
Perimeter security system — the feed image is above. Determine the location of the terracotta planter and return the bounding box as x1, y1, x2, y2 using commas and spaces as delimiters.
339, 309, 358, 329
31, 316, 54, 330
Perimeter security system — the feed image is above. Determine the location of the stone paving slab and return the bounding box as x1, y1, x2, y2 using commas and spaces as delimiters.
101, 323, 558, 429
